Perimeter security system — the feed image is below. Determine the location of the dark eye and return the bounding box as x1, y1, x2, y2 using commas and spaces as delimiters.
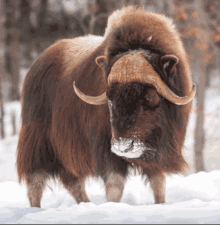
145, 89, 160, 107
145, 89, 156, 100
145, 93, 155, 101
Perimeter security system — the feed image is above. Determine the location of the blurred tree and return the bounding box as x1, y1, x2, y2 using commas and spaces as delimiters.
11, 110, 16, 136
61, 0, 88, 36
87, 0, 117, 35
19, 0, 32, 67
173, 0, 215, 172
35, 0, 48, 52
192, 0, 207, 173
204, 0, 220, 85
0, 75, 5, 139
4, 0, 20, 101
38, 0, 47, 31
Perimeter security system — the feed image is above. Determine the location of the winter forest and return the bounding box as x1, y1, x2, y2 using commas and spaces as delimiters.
0, 0, 220, 224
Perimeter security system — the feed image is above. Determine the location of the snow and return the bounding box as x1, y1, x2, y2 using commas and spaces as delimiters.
1, 172, 220, 224
0, 88, 220, 224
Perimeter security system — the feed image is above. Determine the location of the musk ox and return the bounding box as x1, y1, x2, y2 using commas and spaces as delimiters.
17, 6, 196, 207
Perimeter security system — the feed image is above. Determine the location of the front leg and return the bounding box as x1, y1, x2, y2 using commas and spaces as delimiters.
149, 172, 166, 204
104, 173, 125, 202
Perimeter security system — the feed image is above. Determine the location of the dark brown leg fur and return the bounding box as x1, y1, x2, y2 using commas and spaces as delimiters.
149, 172, 166, 204
27, 172, 48, 208
59, 170, 90, 204
104, 173, 125, 202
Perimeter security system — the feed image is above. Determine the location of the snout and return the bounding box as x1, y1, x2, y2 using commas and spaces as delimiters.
111, 138, 145, 158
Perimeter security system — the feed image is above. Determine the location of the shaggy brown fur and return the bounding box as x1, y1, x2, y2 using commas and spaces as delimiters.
17, 6, 193, 207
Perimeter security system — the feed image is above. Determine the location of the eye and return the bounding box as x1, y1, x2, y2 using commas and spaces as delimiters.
144, 89, 160, 107
145, 89, 156, 100
145, 93, 156, 101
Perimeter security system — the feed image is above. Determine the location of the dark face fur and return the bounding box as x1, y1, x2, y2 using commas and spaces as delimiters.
107, 81, 163, 160
104, 45, 184, 163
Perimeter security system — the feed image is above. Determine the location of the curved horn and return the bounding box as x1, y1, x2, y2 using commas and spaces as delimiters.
73, 82, 107, 105
146, 75, 196, 105
108, 54, 196, 105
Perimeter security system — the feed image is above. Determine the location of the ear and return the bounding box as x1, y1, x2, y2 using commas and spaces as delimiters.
161, 55, 179, 76
95, 56, 107, 69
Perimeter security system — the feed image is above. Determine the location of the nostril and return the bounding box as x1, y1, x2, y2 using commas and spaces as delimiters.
124, 140, 134, 152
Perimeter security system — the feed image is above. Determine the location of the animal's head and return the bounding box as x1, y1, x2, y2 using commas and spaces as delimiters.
73, 7, 196, 162
73, 50, 196, 160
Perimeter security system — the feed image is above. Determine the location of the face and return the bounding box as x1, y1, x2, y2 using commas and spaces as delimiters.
107, 82, 162, 160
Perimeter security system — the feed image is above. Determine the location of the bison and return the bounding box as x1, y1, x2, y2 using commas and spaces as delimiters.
17, 6, 196, 207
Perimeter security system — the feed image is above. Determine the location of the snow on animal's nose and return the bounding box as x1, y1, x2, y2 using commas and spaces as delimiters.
112, 138, 133, 152
111, 138, 145, 159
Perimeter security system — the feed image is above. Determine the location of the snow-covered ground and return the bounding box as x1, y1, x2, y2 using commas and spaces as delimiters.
1, 171, 220, 224
0, 88, 220, 224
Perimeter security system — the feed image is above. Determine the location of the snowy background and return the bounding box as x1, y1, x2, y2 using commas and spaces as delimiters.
0, 86, 220, 223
